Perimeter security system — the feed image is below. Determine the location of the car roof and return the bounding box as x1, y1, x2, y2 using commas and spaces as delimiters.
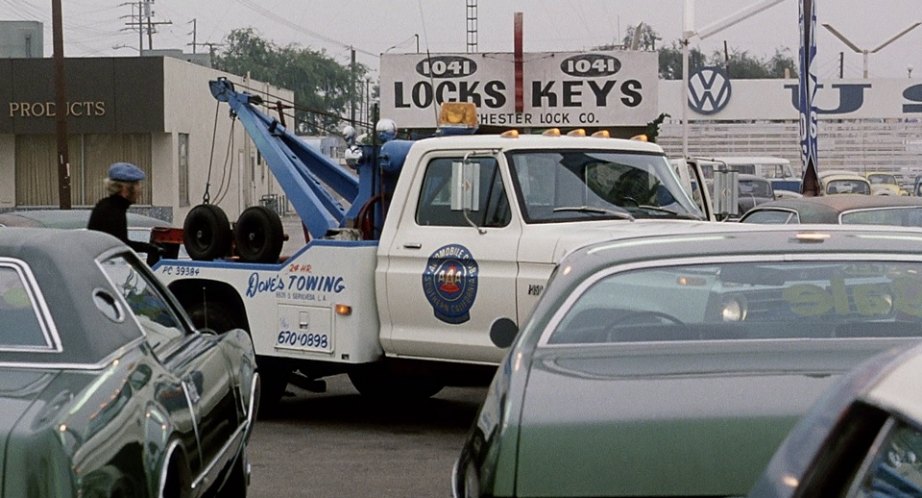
408, 134, 665, 154
0, 209, 171, 229
741, 194, 922, 222
738, 173, 769, 181
558, 223, 922, 285
818, 170, 868, 180
864, 342, 922, 419
0, 228, 145, 366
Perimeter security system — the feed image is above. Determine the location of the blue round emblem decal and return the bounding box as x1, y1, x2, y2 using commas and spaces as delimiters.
422, 244, 478, 324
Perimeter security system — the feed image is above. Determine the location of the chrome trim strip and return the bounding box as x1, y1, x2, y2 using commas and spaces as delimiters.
0, 337, 146, 370
191, 422, 247, 491
538, 252, 922, 347
159, 440, 181, 498
181, 382, 203, 465
243, 373, 259, 442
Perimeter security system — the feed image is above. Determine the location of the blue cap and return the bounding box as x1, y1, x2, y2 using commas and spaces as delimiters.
108, 162, 145, 182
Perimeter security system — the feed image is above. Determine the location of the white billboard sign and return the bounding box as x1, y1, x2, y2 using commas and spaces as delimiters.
659, 75, 922, 121
380, 51, 659, 129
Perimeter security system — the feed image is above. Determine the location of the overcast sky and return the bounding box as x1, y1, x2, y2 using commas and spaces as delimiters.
9, 0, 922, 79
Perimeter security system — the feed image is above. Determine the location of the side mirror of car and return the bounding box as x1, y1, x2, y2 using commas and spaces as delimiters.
490, 317, 518, 348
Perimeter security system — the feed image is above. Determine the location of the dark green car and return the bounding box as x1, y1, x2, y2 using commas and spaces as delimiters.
0, 228, 258, 497
454, 223, 922, 497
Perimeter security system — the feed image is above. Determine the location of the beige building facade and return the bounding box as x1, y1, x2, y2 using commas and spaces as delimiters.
0, 56, 292, 225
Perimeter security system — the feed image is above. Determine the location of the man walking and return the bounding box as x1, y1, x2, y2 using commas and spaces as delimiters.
87, 162, 162, 264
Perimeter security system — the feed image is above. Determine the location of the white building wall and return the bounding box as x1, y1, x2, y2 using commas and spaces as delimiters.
162, 58, 293, 224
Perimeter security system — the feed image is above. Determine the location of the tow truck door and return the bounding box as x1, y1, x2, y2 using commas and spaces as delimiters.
380, 153, 521, 365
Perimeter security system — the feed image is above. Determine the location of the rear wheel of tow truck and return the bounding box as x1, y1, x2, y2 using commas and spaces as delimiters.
183, 204, 232, 260
347, 362, 445, 400
234, 206, 284, 263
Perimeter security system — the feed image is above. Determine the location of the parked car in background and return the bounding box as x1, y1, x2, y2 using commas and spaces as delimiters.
0, 209, 185, 259
865, 171, 906, 196
0, 228, 258, 497
769, 178, 803, 198
453, 223, 922, 498
749, 342, 922, 497
818, 170, 872, 195
738, 173, 777, 213
739, 194, 922, 227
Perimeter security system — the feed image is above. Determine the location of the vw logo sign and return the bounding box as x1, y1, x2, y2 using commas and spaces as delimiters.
688, 66, 732, 115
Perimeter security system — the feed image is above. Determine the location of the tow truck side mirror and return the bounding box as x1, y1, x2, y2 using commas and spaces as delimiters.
490, 317, 518, 348
451, 160, 480, 212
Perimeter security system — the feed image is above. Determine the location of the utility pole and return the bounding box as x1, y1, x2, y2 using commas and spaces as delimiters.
350, 48, 356, 127
122, 0, 171, 53
839, 51, 844, 78
52, 0, 71, 209
189, 18, 197, 54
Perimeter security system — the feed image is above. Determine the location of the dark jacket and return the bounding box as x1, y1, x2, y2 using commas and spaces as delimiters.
87, 194, 159, 259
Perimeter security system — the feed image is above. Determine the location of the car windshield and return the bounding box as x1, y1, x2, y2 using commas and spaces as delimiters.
546, 259, 922, 345
508, 150, 703, 222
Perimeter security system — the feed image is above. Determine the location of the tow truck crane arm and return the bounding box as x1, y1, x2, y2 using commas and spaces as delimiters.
209, 77, 372, 240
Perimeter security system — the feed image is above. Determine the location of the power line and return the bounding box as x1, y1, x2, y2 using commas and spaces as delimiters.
230, 0, 376, 58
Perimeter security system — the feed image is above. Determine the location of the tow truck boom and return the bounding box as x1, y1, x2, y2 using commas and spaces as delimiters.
209, 77, 369, 240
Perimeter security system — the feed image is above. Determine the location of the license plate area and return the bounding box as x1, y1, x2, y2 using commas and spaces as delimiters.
275, 305, 333, 353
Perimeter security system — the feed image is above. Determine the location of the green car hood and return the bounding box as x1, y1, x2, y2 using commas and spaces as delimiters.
0, 369, 60, 483
516, 342, 896, 497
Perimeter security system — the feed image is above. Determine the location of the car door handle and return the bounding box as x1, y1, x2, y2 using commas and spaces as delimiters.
403, 243, 422, 249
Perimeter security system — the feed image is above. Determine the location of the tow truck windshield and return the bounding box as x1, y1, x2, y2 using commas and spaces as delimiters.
508, 150, 703, 223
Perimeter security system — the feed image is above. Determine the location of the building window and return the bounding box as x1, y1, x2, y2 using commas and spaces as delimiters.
15, 134, 151, 208
178, 133, 190, 207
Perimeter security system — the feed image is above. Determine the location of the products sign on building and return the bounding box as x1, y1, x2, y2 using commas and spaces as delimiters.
380, 51, 658, 129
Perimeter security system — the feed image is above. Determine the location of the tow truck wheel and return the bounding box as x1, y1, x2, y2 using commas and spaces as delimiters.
184, 204, 232, 260
234, 206, 284, 263
347, 363, 444, 399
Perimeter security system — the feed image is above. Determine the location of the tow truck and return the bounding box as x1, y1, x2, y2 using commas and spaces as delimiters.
154, 78, 716, 410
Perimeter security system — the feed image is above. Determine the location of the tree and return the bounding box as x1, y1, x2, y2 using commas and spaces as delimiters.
214, 28, 369, 134
715, 47, 798, 79
596, 23, 797, 80
658, 42, 707, 80
622, 23, 661, 51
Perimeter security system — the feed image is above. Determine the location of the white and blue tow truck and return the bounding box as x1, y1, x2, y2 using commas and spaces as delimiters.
154, 78, 715, 409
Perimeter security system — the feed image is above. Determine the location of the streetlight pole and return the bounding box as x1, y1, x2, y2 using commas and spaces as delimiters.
681, 0, 786, 158
822, 22, 921, 78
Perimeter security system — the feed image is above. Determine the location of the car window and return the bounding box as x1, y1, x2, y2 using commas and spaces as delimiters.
0, 264, 54, 349
841, 208, 922, 228
827, 180, 871, 195
99, 255, 185, 351
848, 417, 922, 497
546, 260, 922, 345
740, 180, 773, 198
416, 157, 511, 228
740, 210, 797, 224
